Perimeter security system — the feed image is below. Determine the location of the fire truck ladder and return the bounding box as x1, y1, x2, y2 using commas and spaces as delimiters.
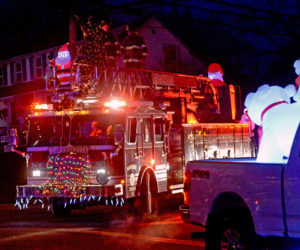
46, 63, 219, 110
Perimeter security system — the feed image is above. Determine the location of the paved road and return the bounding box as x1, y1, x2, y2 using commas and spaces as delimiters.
0, 203, 205, 249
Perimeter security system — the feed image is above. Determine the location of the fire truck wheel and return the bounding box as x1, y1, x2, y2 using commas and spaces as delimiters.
205, 208, 257, 250
50, 198, 71, 217
136, 171, 158, 217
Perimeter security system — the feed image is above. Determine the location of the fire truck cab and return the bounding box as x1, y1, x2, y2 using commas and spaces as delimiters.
17, 98, 173, 216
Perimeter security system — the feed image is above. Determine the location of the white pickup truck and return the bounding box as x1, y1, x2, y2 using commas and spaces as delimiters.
180, 124, 300, 249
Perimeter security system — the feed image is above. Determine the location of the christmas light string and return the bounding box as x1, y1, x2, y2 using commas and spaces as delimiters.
42, 152, 90, 197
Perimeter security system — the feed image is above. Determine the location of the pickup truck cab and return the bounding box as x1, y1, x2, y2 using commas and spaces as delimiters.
181, 124, 300, 249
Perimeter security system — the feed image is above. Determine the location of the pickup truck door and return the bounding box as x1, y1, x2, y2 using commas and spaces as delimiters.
284, 125, 300, 237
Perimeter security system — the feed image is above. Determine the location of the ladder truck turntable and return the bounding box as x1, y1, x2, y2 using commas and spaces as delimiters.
7, 62, 254, 216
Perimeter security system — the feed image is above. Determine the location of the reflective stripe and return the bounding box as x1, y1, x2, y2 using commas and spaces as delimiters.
172, 189, 184, 194
124, 59, 141, 63
57, 73, 71, 78
125, 45, 141, 50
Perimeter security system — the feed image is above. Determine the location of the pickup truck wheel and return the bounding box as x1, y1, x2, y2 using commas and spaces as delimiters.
220, 226, 244, 249
136, 171, 158, 216
206, 210, 256, 250
51, 198, 71, 217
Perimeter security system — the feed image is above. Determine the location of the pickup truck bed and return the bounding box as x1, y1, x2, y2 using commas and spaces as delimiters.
181, 125, 300, 249
188, 159, 285, 236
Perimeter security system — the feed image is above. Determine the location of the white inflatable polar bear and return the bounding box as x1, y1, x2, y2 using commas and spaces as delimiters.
294, 89, 300, 102
284, 84, 297, 103
294, 59, 300, 75
245, 84, 300, 163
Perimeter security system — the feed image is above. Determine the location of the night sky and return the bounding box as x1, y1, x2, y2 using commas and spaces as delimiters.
0, 0, 299, 95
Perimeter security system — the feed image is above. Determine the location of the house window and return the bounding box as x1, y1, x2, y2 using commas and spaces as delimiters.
163, 45, 179, 73
36, 57, 43, 78
0, 66, 3, 86
15, 62, 22, 83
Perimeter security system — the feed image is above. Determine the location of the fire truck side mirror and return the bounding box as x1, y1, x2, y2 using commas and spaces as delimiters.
1, 128, 19, 153
114, 124, 124, 145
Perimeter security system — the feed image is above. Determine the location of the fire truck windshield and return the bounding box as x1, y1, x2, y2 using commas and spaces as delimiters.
70, 113, 125, 146
28, 116, 70, 147
27, 113, 125, 147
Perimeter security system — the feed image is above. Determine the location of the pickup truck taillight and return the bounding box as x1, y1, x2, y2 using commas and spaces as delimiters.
183, 169, 191, 205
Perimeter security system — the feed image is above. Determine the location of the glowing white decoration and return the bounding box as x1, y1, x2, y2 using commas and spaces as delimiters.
245, 84, 300, 163
294, 58, 300, 75
284, 84, 297, 103
294, 87, 300, 102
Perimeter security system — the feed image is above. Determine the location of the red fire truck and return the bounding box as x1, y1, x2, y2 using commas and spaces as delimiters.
9, 61, 254, 216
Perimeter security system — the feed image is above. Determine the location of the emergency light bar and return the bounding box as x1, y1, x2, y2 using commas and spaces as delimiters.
33, 103, 53, 111
104, 100, 126, 109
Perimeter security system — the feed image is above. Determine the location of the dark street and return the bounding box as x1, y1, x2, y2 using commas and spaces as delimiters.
0, 204, 204, 249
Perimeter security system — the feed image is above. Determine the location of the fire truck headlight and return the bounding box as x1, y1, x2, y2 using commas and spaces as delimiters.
96, 169, 109, 185
97, 169, 106, 174
32, 170, 41, 177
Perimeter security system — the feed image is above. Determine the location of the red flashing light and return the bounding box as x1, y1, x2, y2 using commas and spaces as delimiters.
32, 103, 53, 111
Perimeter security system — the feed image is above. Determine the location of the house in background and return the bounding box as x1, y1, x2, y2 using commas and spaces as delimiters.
0, 17, 206, 136
116, 17, 206, 75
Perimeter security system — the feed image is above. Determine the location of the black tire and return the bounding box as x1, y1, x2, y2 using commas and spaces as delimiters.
205, 208, 257, 250
135, 171, 158, 217
51, 198, 71, 217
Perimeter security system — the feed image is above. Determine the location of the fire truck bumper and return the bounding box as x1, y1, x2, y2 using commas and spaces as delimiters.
16, 184, 124, 199
179, 204, 190, 223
